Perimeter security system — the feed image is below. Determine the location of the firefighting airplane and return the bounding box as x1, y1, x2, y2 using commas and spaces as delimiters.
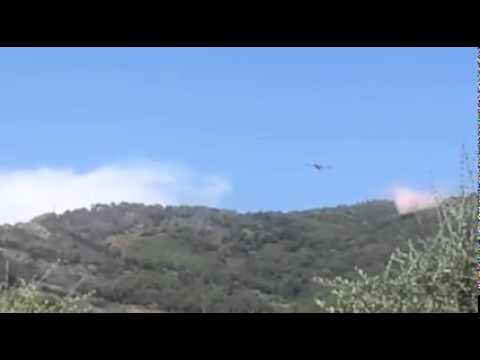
307, 163, 333, 171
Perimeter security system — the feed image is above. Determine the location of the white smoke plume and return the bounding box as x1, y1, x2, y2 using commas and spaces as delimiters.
0, 161, 232, 225
390, 186, 440, 215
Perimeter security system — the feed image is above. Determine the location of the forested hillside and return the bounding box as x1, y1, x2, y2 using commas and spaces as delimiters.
0, 199, 444, 312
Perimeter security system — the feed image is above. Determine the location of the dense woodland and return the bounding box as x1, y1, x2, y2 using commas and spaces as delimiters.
0, 199, 446, 312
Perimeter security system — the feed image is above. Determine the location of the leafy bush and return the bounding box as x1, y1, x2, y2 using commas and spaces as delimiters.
0, 280, 93, 313
313, 183, 476, 312
0, 262, 93, 313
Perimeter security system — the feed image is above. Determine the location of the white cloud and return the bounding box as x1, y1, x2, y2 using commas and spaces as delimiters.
388, 186, 440, 215
0, 161, 232, 225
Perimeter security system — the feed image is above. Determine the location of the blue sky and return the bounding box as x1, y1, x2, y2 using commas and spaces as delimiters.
0, 47, 476, 221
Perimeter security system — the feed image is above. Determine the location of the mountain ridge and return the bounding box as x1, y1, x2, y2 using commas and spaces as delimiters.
0, 198, 443, 312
